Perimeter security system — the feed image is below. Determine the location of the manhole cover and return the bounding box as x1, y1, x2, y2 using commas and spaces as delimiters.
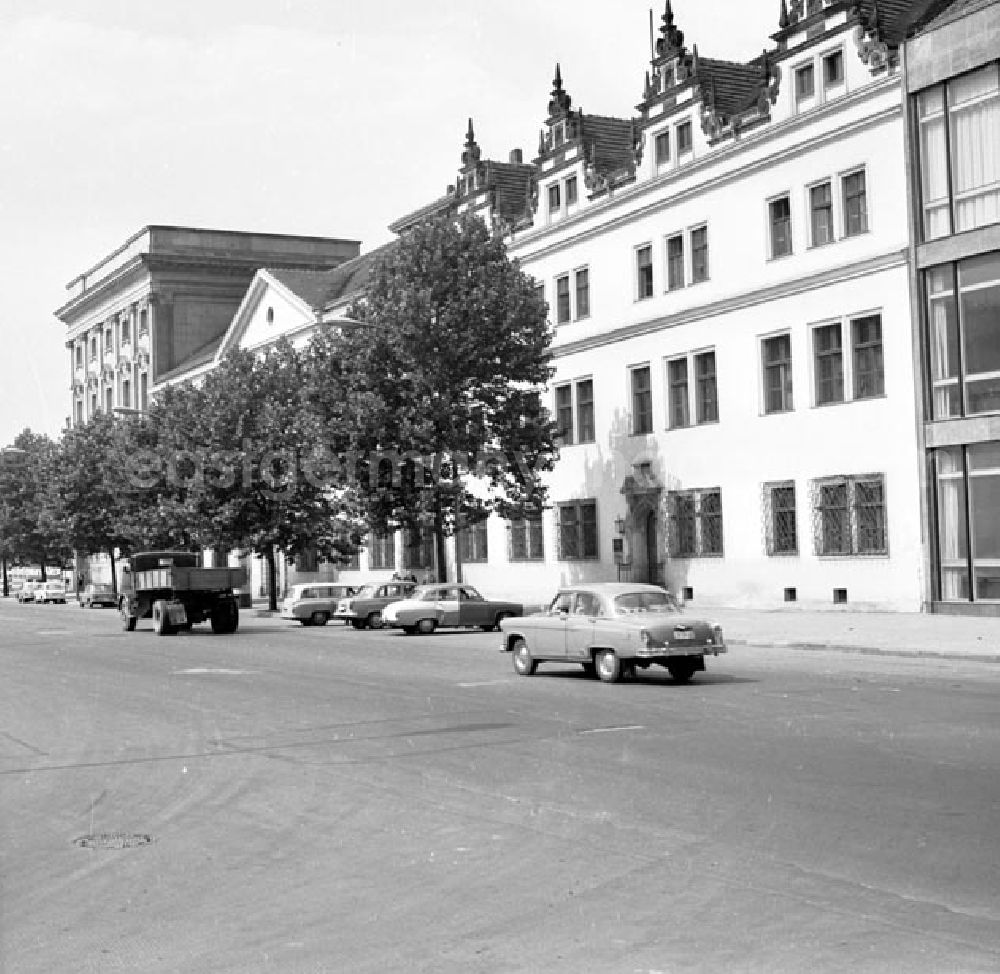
74, 831, 153, 850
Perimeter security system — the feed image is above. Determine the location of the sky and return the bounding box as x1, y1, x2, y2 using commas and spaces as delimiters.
0, 0, 779, 447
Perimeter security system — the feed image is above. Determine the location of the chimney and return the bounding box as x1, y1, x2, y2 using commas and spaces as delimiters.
509, 148, 523, 164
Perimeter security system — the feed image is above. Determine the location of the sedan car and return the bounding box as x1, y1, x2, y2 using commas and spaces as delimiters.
16, 580, 42, 603
333, 580, 417, 629
499, 582, 726, 684
37, 581, 68, 604
79, 583, 117, 608
280, 582, 359, 626
382, 583, 523, 635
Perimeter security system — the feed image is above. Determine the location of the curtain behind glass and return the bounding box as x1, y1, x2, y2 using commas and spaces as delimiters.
948, 65, 1000, 232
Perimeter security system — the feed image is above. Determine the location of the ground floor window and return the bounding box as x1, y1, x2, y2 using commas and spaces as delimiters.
508, 516, 544, 561
667, 488, 723, 557
934, 442, 1000, 601
763, 481, 798, 555
557, 500, 598, 559
458, 520, 488, 563
810, 474, 887, 556
402, 527, 435, 571
368, 532, 395, 570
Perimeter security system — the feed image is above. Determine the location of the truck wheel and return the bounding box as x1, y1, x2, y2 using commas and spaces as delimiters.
152, 600, 173, 636
594, 649, 623, 683
666, 658, 698, 683
310, 611, 329, 627
120, 601, 137, 632
512, 639, 537, 676
211, 600, 239, 634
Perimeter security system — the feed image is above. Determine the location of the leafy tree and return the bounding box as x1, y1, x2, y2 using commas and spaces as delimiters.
137, 341, 365, 610
336, 213, 557, 580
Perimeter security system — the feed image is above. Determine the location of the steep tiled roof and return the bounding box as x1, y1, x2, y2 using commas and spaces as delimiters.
267, 267, 343, 312
486, 161, 535, 224
580, 114, 635, 175
319, 240, 399, 313
697, 57, 768, 117
388, 195, 453, 235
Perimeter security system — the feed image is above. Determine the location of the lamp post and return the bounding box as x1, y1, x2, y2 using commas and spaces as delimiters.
0, 447, 27, 598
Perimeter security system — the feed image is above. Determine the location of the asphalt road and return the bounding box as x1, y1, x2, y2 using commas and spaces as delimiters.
1, 600, 998, 974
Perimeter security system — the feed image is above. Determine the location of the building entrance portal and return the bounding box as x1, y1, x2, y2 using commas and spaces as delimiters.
620, 465, 663, 586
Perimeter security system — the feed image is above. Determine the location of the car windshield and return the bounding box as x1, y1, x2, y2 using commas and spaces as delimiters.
355, 586, 377, 598
413, 586, 442, 601
613, 591, 679, 615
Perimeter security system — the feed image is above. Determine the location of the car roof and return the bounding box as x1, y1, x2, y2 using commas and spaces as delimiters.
556, 583, 668, 596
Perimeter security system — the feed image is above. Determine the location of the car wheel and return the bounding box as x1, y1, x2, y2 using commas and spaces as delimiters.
366, 611, 383, 630
666, 658, 698, 683
594, 649, 623, 684
152, 600, 174, 636
416, 618, 437, 635
310, 611, 329, 627
512, 639, 537, 676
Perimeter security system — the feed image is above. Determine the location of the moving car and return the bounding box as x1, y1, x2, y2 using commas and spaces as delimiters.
498, 582, 726, 684
37, 581, 68, 604
79, 583, 117, 608
280, 582, 359, 626
16, 580, 43, 603
382, 583, 523, 634
334, 580, 417, 630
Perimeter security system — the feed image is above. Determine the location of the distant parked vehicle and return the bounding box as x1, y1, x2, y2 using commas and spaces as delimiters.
280, 583, 359, 626
79, 583, 117, 609
16, 580, 43, 603
37, 581, 68, 604
333, 580, 417, 630
382, 583, 523, 634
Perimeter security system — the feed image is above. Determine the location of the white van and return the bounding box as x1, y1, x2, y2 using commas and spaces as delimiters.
280, 583, 359, 626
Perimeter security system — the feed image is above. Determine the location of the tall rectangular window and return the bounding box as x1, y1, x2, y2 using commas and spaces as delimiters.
631, 365, 653, 434
810, 181, 834, 245
575, 268, 590, 319
558, 501, 598, 560
927, 265, 961, 418
636, 245, 654, 299
576, 378, 595, 443
666, 234, 684, 290
960, 253, 1000, 416
565, 176, 578, 208
667, 358, 689, 429
369, 532, 395, 570
918, 85, 950, 239
691, 226, 709, 283
676, 120, 692, 155
556, 274, 571, 324
823, 50, 844, 89
140, 372, 148, 411
769, 196, 792, 257
548, 184, 561, 216
668, 489, 723, 557
813, 323, 844, 405
812, 475, 887, 556
459, 520, 488, 563
852, 314, 884, 399
509, 517, 544, 561
795, 63, 815, 107
694, 350, 718, 423
655, 131, 670, 167
402, 528, 435, 570
765, 482, 798, 555
555, 384, 574, 444
762, 334, 793, 413
121, 379, 131, 409
842, 170, 868, 237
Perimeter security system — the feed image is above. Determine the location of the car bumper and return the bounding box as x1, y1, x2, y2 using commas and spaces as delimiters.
633, 641, 727, 659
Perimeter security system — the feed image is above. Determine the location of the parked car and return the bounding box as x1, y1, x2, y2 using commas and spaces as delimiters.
382, 583, 523, 634
498, 582, 726, 684
79, 583, 117, 609
16, 580, 43, 603
280, 582, 360, 626
333, 580, 418, 630
37, 580, 68, 604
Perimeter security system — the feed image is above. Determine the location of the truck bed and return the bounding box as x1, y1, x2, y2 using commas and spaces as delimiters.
133, 566, 247, 592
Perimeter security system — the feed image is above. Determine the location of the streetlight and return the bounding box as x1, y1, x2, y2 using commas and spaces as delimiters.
0, 447, 27, 598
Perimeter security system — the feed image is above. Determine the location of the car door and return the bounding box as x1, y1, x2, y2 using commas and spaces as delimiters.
564, 591, 601, 659
530, 591, 574, 657
436, 586, 462, 627
457, 586, 489, 627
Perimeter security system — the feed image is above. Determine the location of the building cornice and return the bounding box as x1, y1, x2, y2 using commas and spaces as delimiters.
510, 75, 902, 264
551, 248, 909, 358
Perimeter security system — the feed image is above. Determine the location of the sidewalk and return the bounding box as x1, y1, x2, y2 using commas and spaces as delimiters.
702, 605, 1000, 662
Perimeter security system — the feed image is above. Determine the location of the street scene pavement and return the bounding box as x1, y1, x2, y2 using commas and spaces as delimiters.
1, 597, 998, 973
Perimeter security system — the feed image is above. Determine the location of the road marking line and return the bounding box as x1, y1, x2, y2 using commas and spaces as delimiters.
578, 725, 645, 735
457, 680, 508, 687
172, 668, 258, 676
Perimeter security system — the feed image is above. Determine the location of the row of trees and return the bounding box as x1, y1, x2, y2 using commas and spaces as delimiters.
0, 216, 559, 608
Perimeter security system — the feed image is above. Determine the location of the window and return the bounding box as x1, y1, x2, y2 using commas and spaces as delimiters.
918, 64, 1000, 239
575, 268, 590, 319
676, 120, 692, 156
769, 195, 792, 258
764, 481, 798, 555
548, 184, 561, 216
509, 516, 544, 561
842, 170, 868, 236
655, 130, 670, 168
813, 323, 844, 405
812, 474, 887, 556
667, 358, 689, 428
121, 379, 131, 409
90, 337, 97, 361
691, 226, 709, 283
90, 393, 97, 415
75, 400, 83, 425
666, 234, 684, 291
694, 350, 718, 423
668, 488, 723, 557
402, 527, 435, 570
576, 378, 595, 443
555, 383, 574, 443
121, 318, 131, 343
636, 245, 654, 299
296, 546, 319, 573
558, 500, 598, 559
75, 346, 82, 369
795, 63, 815, 107
762, 333, 793, 413
140, 372, 148, 411
553, 122, 565, 146
852, 314, 884, 399
810, 181, 834, 246
459, 520, 488, 563
139, 309, 149, 336
565, 176, 578, 208
823, 50, 844, 89
631, 365, 653, 434
104, 328, 112, 351
556, 275, 571, 324
369, 532, 395, 570
105, 388, 113, 413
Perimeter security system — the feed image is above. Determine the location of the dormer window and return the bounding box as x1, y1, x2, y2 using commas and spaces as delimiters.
655, 131, 670, 170
553, 122, 565, 147
662, 65, 675, 89
565, 176, 578, 211
548, 184, 561, 216
676, 120, 693, 161
824, 50, 844, 88
795, 63, 816, 110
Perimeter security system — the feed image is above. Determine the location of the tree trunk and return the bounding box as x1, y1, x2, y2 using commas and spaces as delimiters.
433, 511, 447, 583
109, 549, 118, 595
266, 545, 279, 612
39, 563, 47, 582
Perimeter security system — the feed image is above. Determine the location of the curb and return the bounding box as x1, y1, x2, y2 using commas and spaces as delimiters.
730, 637, 1000, 663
